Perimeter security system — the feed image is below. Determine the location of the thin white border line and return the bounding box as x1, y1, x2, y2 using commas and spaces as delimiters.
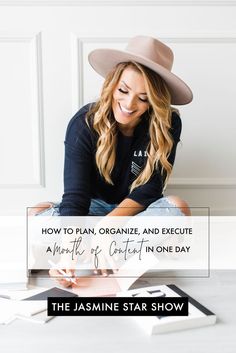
0, 1, 236, 6
34, 32, 46, 188
168, 179, 236, 188
78, 36, 236, 43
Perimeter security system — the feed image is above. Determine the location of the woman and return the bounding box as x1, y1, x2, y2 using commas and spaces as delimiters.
31, 36, 193, 286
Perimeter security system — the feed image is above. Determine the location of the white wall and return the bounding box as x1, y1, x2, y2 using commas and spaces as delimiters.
0, 1, 236, 216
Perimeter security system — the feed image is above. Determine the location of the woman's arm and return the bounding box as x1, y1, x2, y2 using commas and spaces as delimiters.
107, 198, 145, 216
59, 104, 94, 216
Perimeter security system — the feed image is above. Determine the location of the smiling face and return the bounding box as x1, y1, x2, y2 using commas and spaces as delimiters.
112, 66, 149, 135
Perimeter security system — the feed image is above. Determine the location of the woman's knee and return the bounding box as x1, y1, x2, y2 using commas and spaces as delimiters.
28, 202, 54, 216
166, 196, 191, 216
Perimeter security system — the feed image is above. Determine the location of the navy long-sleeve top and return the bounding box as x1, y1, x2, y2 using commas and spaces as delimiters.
59, 102, 182, 216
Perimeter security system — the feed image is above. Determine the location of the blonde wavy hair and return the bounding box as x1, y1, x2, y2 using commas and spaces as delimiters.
86, 61, 179, 192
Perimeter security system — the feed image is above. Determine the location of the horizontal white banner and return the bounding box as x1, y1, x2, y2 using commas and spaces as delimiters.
27, 216, 209, 274
0, 217, 235, 280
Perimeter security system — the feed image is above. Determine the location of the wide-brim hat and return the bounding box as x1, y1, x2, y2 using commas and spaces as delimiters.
88, 35, 193, 105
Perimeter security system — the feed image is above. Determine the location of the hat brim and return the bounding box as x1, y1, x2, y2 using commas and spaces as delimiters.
88, 48, 193, 105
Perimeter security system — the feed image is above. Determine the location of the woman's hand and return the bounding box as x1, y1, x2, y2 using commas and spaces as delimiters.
28, 202, 54, 216
49, 268, 78, 288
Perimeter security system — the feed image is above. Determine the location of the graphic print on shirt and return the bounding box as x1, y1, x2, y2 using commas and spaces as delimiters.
131, 161, 142, 176
133, 150, 148, 157
131, 149, 148, 176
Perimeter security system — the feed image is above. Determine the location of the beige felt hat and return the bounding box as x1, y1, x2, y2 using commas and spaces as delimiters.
88, 35, 193, 105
